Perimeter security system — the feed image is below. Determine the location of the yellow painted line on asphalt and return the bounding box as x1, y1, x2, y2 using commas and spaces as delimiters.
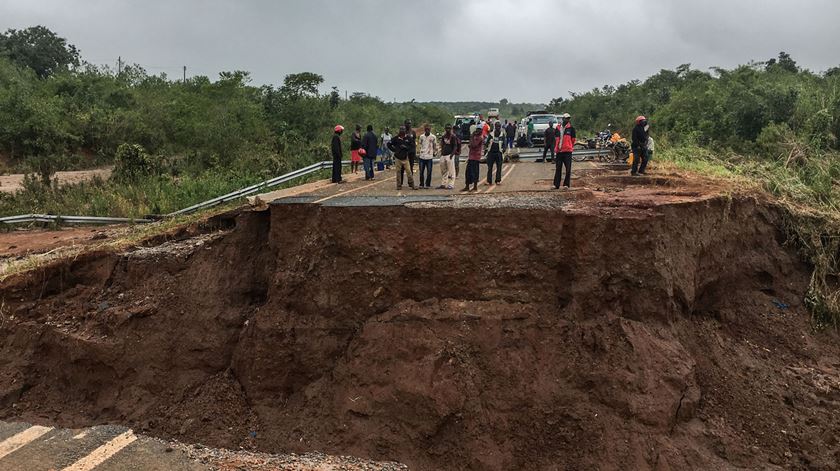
313, 177, 389, 204
0, 425, 53, 459
482, 163, 517, 193
72, 430, 88, 440
62, 430, 137, 471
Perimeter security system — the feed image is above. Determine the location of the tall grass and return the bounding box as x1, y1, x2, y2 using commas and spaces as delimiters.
0, 168, 331, 219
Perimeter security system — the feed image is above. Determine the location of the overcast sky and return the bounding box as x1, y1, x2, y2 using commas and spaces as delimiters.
2, 0, 839, 103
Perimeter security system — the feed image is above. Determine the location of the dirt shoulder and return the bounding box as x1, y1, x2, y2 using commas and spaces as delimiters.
0, 167, 112, 194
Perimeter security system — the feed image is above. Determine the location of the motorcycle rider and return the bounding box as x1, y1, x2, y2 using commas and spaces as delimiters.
631, 116, 649, 176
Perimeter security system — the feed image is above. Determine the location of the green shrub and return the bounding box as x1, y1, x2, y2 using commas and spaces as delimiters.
112, 143, 165, 181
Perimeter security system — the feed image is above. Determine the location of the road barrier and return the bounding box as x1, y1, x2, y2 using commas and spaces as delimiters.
0, 160, 336, 226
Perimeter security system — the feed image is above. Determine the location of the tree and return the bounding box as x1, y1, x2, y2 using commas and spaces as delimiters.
329, 86, 341, 108
0, 26, 79, 78
777, 51, 798, 73
279, 72, 323, 99
766, 51, 798, 73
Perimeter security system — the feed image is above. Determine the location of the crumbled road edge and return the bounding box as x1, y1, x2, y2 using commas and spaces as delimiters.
162, 438, 409, 471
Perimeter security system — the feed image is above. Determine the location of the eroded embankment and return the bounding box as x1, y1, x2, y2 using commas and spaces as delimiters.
1, 196, 839, 470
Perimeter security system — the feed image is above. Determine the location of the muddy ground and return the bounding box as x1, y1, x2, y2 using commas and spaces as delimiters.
1, 171, 839, 470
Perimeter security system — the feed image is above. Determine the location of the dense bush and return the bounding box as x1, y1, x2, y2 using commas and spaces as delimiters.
0, 27, 452, 217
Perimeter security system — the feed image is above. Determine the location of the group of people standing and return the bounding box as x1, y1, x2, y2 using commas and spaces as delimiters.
330, 113, 650, 191
331, 119, 463, 190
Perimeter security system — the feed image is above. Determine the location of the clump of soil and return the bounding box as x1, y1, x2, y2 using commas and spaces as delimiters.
1, 186, 839, 470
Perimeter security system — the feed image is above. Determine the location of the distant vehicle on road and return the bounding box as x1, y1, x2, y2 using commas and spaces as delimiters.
488, 108, 500, 120
527, 113, 560, 146
454, 115, 479, 141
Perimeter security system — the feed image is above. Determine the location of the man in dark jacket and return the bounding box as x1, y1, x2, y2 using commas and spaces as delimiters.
485, 121, 507, 185
631, 115, 649, 176
387, 126, 417, 190
404, 119, 417, 173
538, 122, 555, 162
361, 124, 378, 180
505, 121, 516, 150
331, 125, 344, 184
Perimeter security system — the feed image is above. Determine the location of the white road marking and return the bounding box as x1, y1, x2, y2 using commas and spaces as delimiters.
62, 430, 137, 471
0, 425, 53, 459
313, 177, 388, 204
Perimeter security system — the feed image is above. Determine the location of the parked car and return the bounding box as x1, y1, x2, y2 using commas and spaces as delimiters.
526, 113, 560, 146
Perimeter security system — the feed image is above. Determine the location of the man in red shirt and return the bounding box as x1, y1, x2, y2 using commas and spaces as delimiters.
461, 126, 484, 192
554, 113, 576, 189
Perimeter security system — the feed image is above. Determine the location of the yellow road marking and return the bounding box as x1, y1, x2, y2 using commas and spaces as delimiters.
0, 425, 52, 459
62, 430, 137, 471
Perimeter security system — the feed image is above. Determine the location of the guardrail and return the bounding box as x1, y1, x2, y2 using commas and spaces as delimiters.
0, 160, 335, 226
166, 160, 330, 217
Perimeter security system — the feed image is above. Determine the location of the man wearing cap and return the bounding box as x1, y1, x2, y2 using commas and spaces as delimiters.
631, 115, 649, 176
437, 123, 458, 189
331, 125, 345, 184
554, 113, 576, 189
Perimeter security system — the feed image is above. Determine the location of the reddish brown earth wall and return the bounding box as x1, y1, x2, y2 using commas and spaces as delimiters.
1, 197, 839, 470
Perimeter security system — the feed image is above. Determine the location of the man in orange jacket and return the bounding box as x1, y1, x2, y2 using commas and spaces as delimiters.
554, 113, 576, 189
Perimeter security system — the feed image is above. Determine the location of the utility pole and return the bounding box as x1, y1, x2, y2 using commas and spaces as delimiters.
183, 66, 186, 83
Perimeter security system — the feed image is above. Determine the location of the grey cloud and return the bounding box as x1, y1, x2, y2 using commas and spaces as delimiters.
1, 0, 838, 102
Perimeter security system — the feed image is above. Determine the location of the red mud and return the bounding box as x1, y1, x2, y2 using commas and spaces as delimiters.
1, 176, 839, 470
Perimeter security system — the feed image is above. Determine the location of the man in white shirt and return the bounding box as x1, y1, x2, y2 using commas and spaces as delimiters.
380, 127, 392, 169
417, 124, 437, 189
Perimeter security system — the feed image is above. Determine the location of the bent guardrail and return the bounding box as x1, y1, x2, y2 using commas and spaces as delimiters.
0, 160, 335, 226
166, 160, 330, 217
